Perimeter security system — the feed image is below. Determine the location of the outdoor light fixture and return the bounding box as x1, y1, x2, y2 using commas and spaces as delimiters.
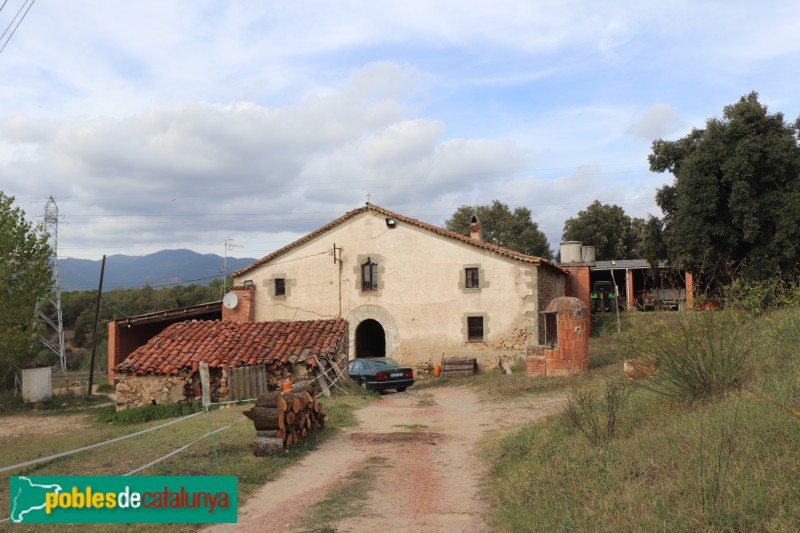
385, 217, 396, 228
243, 279, 254, 286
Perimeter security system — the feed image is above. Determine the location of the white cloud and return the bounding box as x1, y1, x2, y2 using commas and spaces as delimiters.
626, 104, 686, 140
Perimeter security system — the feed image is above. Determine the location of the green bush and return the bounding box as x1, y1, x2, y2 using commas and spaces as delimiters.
96, 401, 207, 425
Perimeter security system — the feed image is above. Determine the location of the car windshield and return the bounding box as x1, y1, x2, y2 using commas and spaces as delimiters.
365, 358, 399, 369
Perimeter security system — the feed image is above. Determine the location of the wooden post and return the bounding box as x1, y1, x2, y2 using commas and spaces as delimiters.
199, 362, 211, 408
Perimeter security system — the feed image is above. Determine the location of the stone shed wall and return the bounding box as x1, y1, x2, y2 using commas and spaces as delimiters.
115, 373, 192, 410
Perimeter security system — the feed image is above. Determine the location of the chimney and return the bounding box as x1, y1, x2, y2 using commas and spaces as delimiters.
469, 215, 482, 242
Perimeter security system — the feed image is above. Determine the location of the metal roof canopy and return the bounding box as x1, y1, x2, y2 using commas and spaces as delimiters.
591, 259, 669, 271
109, 301, 223, 327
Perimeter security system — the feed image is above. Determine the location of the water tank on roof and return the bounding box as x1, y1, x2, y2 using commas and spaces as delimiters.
581, 245, 596, 266
560, 241, 583, 264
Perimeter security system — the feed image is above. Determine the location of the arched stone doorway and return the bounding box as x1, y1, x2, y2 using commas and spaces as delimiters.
355, 319, 385, 358
346, 305, 400, 360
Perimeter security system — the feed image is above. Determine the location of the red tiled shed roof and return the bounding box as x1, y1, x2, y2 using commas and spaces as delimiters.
232, 203, 565, 277
115, 318, 348, 376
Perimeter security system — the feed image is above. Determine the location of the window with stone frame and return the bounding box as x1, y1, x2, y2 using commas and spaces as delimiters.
467, 316, 484, 341
274, 278, 286, 297
465, 267, 480, 289
361, 258, 378, 291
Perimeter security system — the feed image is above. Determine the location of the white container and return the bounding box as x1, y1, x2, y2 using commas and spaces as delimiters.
581, 245, 596, 266
22, 366, 52, 403
560, 241, 583, 264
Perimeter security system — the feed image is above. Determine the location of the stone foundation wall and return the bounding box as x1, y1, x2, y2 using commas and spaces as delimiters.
115, 373, 191, 410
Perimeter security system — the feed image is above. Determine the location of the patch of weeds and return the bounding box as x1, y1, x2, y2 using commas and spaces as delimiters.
299, 456, 385, 531
416, 393, 437, 407
319, 393, 375, 429
0, 391, 111, 416
95, 401, 208, 425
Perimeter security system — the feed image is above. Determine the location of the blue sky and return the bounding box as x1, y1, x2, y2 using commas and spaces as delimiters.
1, 1, 799, 261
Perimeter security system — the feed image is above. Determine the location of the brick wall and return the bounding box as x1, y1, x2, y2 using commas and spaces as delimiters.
543, 297, 589, 376
222, 285, 256, 322
525, 345, 546, 376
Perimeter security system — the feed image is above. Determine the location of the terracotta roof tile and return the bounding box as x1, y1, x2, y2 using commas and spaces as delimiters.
115, 318, 348, 376
232, 203, 565, 277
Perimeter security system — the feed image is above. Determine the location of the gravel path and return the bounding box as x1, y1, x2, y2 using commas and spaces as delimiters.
209, 386, 566, 533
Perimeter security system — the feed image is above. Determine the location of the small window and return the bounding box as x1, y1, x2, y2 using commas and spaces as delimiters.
361, 258, 378, 291
465, 268, 480, 289
274, 278, 286, 297
467, 316, 484, 341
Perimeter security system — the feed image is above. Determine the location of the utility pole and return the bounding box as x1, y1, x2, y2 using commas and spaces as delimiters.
610, 260, 621, 333
36, 196, 66, 371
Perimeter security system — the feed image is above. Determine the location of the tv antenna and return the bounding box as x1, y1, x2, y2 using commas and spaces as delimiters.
221, 239, 243, 297
36, 196, 66, 371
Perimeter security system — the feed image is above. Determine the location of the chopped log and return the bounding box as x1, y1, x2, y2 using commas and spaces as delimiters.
255, 391, 281, 408
277, 394, 288, 413
243, 407, 282, 430
253, 436, 284, 456
285, 411, 296, 426
256, 429, 283, 439
291, 397, 309, 414
291, 380, 313, 394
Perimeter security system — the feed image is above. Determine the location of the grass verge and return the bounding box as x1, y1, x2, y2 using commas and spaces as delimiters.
485, 307, 800, 532
0, 392, 374, 532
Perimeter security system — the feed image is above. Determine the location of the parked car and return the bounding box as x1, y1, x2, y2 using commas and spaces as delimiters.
347, 357, 415, 392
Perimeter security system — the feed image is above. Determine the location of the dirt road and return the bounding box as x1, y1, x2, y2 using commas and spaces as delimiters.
211, 386, 566, 533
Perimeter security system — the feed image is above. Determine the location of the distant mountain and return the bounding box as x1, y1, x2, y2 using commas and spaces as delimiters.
59, 249, 257, 291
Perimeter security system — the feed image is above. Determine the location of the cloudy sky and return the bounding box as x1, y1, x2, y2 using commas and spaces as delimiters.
2, 1, 799, 264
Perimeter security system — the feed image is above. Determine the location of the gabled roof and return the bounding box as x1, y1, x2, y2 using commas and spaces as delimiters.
115, 318, 347, 376
233, 203, 564, 277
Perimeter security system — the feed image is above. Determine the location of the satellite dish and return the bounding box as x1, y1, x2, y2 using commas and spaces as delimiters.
222, 292, 239, 309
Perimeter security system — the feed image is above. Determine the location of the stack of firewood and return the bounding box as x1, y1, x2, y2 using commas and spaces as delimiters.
243, 381, 327, 456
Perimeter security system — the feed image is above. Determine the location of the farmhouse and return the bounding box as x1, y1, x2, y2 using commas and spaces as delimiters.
229, 203, 589, 367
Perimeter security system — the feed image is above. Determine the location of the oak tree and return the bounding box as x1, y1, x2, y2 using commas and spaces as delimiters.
648, 92, 800, 277
444, 200, 552, 259
561, 201, 646, 260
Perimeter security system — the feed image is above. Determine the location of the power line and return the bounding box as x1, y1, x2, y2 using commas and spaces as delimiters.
0, 0, 36, 57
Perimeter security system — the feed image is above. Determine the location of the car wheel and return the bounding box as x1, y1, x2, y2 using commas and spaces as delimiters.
396, 387, 407, 392
360, 378, 368, 389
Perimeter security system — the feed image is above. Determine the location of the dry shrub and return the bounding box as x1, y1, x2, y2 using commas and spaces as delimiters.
624, 308, 758, 401
565, 377, 630, 446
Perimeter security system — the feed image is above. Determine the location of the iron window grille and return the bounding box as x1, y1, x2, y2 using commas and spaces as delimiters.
361, 258, 378, 291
